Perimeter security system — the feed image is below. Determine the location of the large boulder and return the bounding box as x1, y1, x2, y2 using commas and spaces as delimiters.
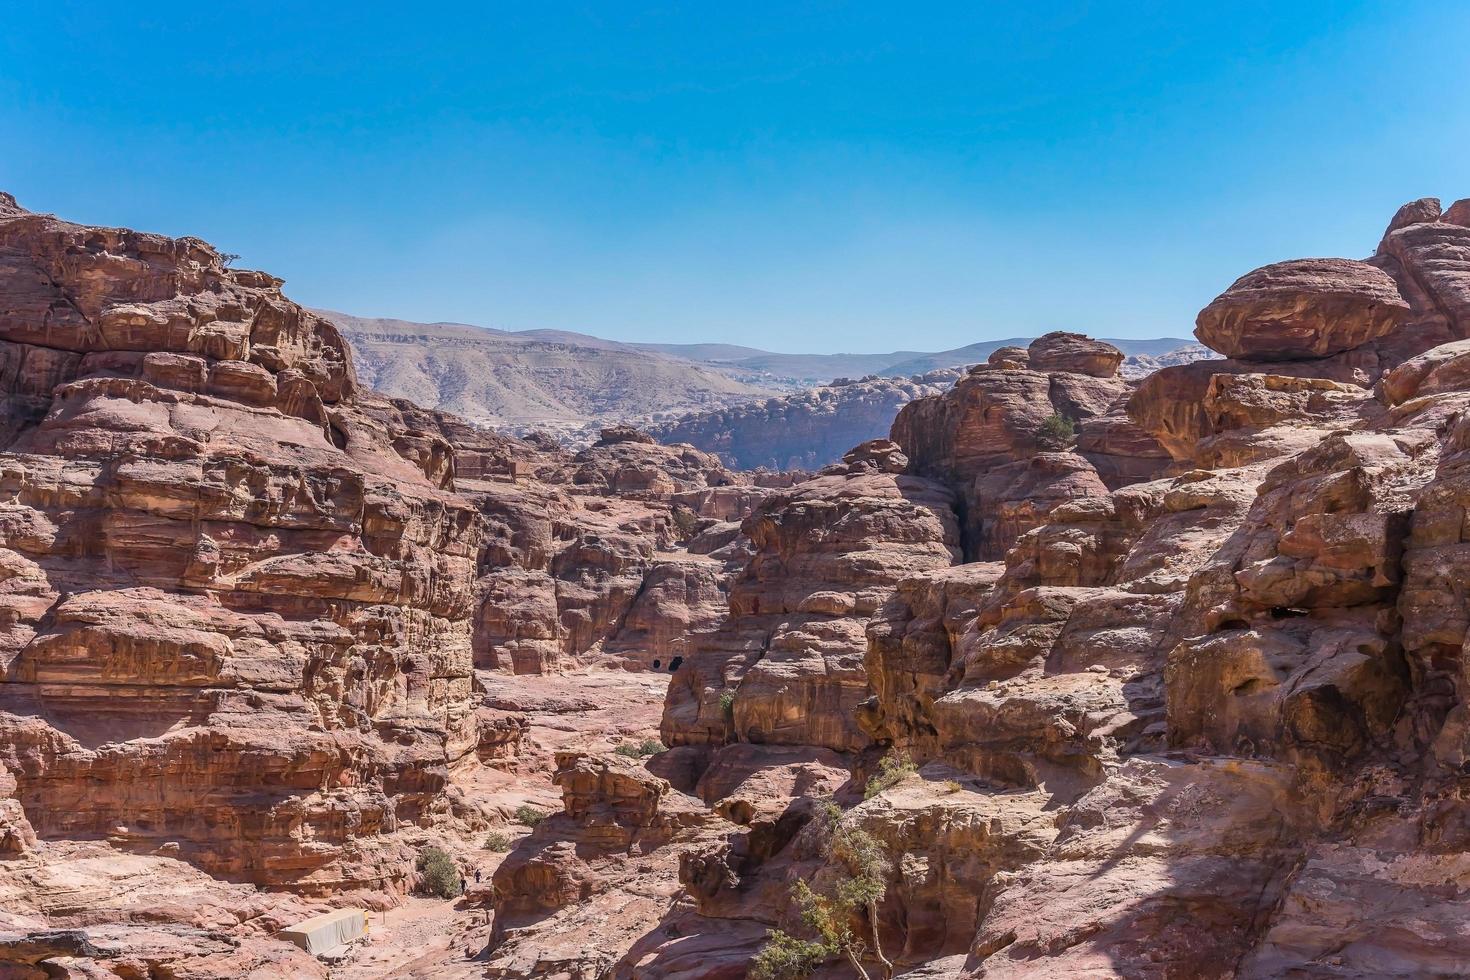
1195, 258, 1409, 360
1380, 338, 1470, 405
1026, 331, 1124, 378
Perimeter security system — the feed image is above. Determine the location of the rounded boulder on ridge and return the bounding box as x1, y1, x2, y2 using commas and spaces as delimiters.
1026, 331, 1124, 378
1195, 258, 1409, 361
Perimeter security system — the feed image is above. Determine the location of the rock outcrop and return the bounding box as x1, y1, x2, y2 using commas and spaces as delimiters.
1025, 330, 1126, 377
465, 427, 768, 674
486, 750, 738, 977
892, 332, 1140, 559
1196, 258, 1411, 360
661, 468, 961, 755
1129, 198, 1470, 466
0, 194, 494, 895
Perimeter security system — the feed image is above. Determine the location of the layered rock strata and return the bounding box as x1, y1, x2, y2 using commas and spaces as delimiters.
892, 330, 1155, 559
16, 189, 1470, 979
0, 193, 494, 895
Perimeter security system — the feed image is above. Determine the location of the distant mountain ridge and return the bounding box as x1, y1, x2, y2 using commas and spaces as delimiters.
322, 308, 1204, 438
322, 310, 785, 438
635, 336, 1198, 384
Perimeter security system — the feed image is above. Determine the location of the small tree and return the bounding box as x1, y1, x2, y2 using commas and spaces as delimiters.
750, 929, 829, 980
614, 738, 665, 758
483, 831, 512, 852
863, 750, 916, 800
218, 251, 241, 268
514, 804, 548, 826
1035, 411, 1076, 450
416, 845, 462, 898
751, 804, 894, 980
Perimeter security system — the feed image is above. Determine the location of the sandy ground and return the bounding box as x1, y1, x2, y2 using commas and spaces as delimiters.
333, 896, 491, 980
332, 668, 671, 979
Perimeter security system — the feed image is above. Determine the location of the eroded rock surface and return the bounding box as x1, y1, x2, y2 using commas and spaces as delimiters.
1196, 258, 1411, 360
0, 194, 492, 896
892, 333, 1133, 559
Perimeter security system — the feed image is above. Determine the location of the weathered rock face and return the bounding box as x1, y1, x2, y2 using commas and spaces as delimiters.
859, 563, 1004, 751
601, 554, 731, 672
835, 437, 910, 475
1074, 395, 1172, 489
0, 763, 34, 858
1131, 197, 1470, 464
662, 470, 961, 756
20, 189, 1470, 980
464, 434, 762, 674
969, 452, 1111, 561
1380, 337, 1470, 405
359, 396, 543, 483
553, 429, 740, 497
1196, 372, 1377, 468
971, 756, 1305, 977
647, 371, 961, 471
1025, 330, 1125, 378
1374, 197, 1470, 356
892, 333, 1132, 559
986, 345, 1029, 368
486, 749, 738, 978
0, 194, 776, 978
1164, 428, 1430, 766
0, 195, 500, 897
590, 197, 1470, 979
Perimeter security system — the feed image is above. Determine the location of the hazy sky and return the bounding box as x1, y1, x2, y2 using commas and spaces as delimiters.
3, 2, 1469, 353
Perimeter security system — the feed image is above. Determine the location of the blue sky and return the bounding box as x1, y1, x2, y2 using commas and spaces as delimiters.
3, 2, 1468, 353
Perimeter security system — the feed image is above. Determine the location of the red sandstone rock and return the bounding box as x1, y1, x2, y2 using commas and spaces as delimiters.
1196, 258, 1410, 360
1379, 338, 1470, 405
0, 763, 34, 857
662, 469, 960, 756
486, 750, 734, 977
510, 195, 1470, 978
0, 196, 492, 897
891, 352, 1131, 558
1075, 395, 1172, 489
1025, 331, 1124, 378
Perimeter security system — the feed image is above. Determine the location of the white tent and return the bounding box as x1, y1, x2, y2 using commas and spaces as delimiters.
280, 907, 367, 957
